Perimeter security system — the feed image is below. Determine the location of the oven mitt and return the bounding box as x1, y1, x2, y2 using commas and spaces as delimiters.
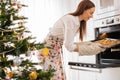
76, 41, 106, 56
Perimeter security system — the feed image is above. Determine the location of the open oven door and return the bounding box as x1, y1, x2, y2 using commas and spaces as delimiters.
68, 21, 120, 71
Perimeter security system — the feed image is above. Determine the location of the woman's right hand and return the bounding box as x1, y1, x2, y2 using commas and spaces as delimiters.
76, 41, 106, 55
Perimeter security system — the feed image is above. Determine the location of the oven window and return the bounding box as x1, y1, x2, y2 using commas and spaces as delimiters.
106, 31, 120, 39
101, 51, 120, 59
100, 0, 114, 9
99, 31, 120, 39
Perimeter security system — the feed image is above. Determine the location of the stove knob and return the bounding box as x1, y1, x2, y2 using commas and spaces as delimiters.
88, 65, 92, 68
93, 65, 96, 68
79, 64, 82, 66
75, 64, 78, 66
83, 64, 87, 67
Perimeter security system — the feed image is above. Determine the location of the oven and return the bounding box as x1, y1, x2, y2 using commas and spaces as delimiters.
95, 24, 120, 66
68, 15, 120, 69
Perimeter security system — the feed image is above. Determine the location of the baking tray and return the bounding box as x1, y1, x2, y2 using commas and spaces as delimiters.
93, 38, 120, 48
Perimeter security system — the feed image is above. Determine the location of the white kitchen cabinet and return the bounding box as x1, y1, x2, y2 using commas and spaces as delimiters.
68, 67, 120, 80
96, 68, 120, 80
68, 68, 79, 80
69, 67, 100, 80
62, 46, 80, 80
78, 70, 96, 80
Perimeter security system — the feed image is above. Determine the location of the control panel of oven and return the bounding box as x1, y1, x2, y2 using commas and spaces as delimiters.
94, 15, 120, 27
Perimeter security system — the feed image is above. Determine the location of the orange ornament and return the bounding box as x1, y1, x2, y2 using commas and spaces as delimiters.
7, 72, 13, 78
29, 71, 37, 80
41, 47, 49, 56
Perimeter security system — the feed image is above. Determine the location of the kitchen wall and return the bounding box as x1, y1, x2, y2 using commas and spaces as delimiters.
22, 0, 78, 42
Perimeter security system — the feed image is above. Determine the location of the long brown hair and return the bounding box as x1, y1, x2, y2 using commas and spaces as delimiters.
70, 0, 95, 41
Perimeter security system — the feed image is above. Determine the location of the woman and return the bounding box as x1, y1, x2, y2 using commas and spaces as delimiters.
39, 0, 105, 80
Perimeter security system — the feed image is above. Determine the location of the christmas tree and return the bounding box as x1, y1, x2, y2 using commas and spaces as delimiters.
0, 0, 55, 80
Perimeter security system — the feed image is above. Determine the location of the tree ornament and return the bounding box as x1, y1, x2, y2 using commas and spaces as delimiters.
13, 56, 22, 66
17, 1, 22, 9
3, 53, 5, 58
18, 22, 24, 27
4, 42, 15, 48
1, 31, 3, 37
0, 9, 2, 15
7, 72, 13, 79
29, 71, 37, 80
10, 15, 13, 21
17, 34, 24, 40
41, 47, 49, 56
13, 30, 17, 34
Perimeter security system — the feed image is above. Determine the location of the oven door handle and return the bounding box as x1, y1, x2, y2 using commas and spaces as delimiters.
111, 48, 120, 52
70, 66, 102, 73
